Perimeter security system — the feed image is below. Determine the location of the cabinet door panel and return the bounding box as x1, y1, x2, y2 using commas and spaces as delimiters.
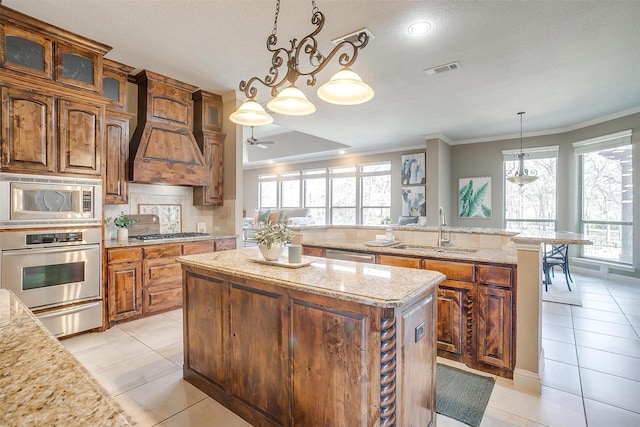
302, 246, 325, 257
193, 132, 225, 206
104, 113, 129, 204
229, 282, 287, 424
437, 286, 465, 356
183, 240, 214, 255
214, 238, 236, 252
401, 293, 436, 427
1, 87, 54, 172
423, 259, 475, 282
184, 272, 227, 389
108, 262, 142, 322
477, 285, 512, 369
291, 299, 368, 427
58, 99, 102, 175
477, 264, 513, 288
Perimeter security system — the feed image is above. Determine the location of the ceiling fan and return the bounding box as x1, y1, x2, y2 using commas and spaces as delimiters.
246, 126, 275, 149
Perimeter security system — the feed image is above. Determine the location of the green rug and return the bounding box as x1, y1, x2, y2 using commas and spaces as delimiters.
436, 363, 495, 427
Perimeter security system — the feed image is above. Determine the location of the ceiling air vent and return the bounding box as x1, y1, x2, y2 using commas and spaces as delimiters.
331, 28, 375, 45
424, 61, 461, 75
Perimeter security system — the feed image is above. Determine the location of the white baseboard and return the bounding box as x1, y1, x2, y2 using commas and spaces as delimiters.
572, 264, 640, 285
513, 368, 542, 394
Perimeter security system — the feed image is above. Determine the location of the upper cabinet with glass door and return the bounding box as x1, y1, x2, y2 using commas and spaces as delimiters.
0, 6, 109, 92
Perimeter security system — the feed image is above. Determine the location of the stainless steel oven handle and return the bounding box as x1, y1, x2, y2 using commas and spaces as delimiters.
2, 244, 99, 256
35, 301, 102, 319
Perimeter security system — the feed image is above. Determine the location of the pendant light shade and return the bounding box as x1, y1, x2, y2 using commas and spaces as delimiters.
229, 99, 273, 126
266, 85, 316, 116
317, 68, 374, 105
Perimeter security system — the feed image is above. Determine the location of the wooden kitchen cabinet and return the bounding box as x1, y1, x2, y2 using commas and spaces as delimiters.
58, 99, 102, 175
193, 90, 226, 207
302, 245, 325, 257
103, 59, 134, 204
0, 86, 55, 172
104, 111, 131, 203
0, 6, 111, 177
302, 246, 517, 378
106, 248, 143, 322
107, 239, 226, 324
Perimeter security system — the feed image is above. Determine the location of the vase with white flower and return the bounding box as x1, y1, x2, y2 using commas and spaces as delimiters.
254, 222, 292, 261
106, 212, 140, 242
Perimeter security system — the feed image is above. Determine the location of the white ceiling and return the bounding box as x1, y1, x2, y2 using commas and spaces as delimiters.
6, 0, 640, 168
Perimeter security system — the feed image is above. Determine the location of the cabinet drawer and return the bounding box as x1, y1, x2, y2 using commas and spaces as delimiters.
302, 246, 325, 257
143, 244, 182, 259
423, 259, 475, 282
214, 238, 236, 252
477, 265, 513, 288
143, 286, 182, 313
377, 254, 421, 269
143, 257, 182, 289
184, 240, 214, 255
108, 247, 143, 264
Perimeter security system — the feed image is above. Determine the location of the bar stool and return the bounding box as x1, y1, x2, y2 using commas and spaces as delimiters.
543, 243, 573, 291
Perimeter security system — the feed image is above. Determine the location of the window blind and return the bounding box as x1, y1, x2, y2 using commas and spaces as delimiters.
502, 145, 558, 161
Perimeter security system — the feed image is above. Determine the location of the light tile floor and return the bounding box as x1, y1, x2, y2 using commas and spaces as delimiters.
61, 273, 640, 426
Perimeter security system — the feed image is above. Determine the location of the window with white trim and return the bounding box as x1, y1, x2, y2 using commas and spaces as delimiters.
258, 174, 278, 210
361, 162, 392, 225
303, 169, 327, 225
504, 146, 558, 233
330, 166, 357, 225
574, 130, 633, 264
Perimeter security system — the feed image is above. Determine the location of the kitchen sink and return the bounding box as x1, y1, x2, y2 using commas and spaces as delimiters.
393, 244, 477, 253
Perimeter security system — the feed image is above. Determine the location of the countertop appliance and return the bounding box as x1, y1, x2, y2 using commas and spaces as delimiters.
325, 248, 376, 264
0, 228, 102, 337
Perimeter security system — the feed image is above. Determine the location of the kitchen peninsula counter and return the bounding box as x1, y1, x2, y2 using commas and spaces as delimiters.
0, 289, 131, 426
177, 248, 444, 426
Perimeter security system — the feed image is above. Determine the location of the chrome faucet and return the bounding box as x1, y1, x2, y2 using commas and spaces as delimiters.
438, 206, 451, 246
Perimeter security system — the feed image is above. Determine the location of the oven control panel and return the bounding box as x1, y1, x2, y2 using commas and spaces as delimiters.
26, 232, 84, 245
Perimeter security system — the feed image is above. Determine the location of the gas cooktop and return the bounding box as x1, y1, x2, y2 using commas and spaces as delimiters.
130, 232, 211, 241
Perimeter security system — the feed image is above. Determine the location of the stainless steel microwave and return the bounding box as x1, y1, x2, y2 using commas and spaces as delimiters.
0, 173, 102, 228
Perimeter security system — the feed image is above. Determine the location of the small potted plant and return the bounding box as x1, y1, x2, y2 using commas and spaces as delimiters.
106, 212, 140, 242
254, 222, 292, 261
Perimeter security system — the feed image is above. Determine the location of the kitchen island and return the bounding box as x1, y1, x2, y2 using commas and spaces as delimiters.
0, 289, 131, 426
177, 248, 444, 427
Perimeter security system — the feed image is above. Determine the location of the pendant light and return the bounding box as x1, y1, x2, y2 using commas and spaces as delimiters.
229, 99, 273, 126
506, 112, 538, 186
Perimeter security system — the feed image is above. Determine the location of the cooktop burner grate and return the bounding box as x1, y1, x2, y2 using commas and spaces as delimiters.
131, 232, 211, 241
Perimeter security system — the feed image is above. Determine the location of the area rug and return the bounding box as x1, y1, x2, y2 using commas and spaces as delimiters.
436, 363, 495, 427
542, 277, 582, 306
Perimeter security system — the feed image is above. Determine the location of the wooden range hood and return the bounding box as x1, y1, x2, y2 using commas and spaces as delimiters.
129, 70, 208, 186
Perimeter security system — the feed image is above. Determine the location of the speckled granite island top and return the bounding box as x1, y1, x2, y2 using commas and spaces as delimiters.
177, 248, 445, 307
0, 289, 131, 426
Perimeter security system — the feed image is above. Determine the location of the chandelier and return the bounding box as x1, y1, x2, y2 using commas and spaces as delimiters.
506, 112, 538, 186
229, 0, 374, 126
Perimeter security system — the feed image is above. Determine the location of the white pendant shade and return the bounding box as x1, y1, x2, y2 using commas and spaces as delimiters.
229, 99, 274, 126
266, 86, 316, 116
317, 68, 374, 105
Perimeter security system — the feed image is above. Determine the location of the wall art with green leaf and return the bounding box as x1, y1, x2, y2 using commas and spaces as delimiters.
458, 177, 492, 218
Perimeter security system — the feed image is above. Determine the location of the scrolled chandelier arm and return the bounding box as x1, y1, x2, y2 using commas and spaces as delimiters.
230, 0, 374, 126
238, 4, 369, 100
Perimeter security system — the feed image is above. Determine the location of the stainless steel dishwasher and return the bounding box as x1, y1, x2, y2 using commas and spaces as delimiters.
325, 248, 376, 264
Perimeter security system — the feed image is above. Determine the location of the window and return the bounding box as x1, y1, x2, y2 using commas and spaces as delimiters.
303, 169, 327, 225
257, 162, 391, 225
361, 163, 391, 225
504, 147, 558, 233
258, 174, 277, 210
330, 166, 357, 225
279, 172, 301, 208
574, 130, 633, 264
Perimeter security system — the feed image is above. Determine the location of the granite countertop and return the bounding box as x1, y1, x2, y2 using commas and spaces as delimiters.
177, 248, 445, 308
105, 234, 237, 249
511, 230, 593, 246
292, 224, 520, 236
301, 240, 517, 265
0, 289, 131, 426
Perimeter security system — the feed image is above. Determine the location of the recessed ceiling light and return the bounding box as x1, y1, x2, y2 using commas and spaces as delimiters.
408, 21, 431, 35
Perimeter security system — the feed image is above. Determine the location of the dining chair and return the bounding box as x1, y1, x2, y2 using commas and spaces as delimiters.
543, 243, 573, 291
